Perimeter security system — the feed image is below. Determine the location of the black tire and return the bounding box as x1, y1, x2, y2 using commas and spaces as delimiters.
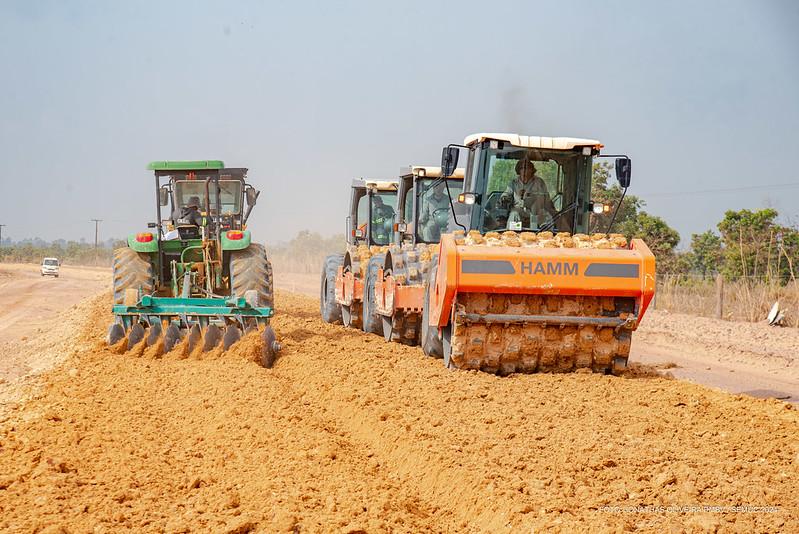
362, 256, 384, 335
113, 247, 155, 304
421, 261, 443, 358
320, 254, 344, 324
230, 243, 274, 309
442, 323, 456, 369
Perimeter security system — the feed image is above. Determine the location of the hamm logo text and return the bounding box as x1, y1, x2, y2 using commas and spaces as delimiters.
519, 261, 579, 276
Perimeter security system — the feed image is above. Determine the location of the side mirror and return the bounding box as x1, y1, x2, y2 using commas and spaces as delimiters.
441, 146, 460, 178
159, 186, 169, 206
615, 158, 631, 188
246, 188, 259, 206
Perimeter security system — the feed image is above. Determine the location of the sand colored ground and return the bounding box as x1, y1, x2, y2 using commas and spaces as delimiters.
0, 281, 797, 532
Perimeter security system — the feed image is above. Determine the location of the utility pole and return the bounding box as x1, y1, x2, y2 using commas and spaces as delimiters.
90, 219, 102, 266
0, 224, 5, 262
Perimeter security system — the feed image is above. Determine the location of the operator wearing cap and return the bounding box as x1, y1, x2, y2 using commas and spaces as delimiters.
499, 154, 557, 228
175, 196, 204, 227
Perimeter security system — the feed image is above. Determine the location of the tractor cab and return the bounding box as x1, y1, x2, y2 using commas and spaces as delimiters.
127, 160, 263, 295
346, 179, 398, 247
394, 166, 464, 246
440, 133, 631, 235
150, 162, 260, 241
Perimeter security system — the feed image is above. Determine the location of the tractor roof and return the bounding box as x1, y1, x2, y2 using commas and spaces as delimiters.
402, 166, 465, 179
147, 160, 225, 171
464, 133, 602, 151
351, 178, 398, 191
220, 168, 249, 181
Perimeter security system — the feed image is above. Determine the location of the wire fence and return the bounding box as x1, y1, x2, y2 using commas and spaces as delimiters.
654, 273, 799, 327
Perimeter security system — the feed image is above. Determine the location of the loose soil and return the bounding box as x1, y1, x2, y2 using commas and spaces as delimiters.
0, 270, 797, 531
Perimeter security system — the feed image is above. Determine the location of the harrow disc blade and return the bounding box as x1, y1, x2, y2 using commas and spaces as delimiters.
127, 323, 145, 350
223, 325, 242, 350
163, 324, 182, 353
107, 323, 125, 346
187, 324, 202, 353
146, 322, 162, 347
261, 326, 280, 368
203, 324, 222, 352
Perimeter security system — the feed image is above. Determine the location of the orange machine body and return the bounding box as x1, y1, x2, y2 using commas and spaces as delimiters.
374, 268, 426, 316
428, 235, 656, 329
335, 266, 363, 306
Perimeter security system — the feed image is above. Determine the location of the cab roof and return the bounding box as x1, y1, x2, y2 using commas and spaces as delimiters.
463, 133, 602, 150
147, 160, 225, 171
402, 166, 465, 179
351, 178, 398, 191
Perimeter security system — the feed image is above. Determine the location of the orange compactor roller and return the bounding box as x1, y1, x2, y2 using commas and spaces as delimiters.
414, 133, 655, 375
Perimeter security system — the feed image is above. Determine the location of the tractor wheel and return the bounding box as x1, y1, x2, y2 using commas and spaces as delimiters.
320, 254, 344, 324
230, 243, 274, 309
112, 247, 155, 305
362, 256, 384, 336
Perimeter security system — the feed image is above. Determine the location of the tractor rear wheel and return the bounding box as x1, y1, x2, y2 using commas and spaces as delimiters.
230, 243, 274, 308
320, 254, 344, 323
112, 247, 154, 304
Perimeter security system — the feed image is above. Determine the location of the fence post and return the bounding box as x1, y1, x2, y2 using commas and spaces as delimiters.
715, 273, 724, 319
652, 277, 658, 309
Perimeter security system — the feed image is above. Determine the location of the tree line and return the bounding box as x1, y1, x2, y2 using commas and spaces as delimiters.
0, 238, 124, 265
590, 163, 798, 283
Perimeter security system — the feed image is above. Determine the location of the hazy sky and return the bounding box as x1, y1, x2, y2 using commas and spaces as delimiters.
0, 0, 797, 248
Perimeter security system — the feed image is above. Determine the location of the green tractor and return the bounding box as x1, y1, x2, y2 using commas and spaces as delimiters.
107, 160, 279, 366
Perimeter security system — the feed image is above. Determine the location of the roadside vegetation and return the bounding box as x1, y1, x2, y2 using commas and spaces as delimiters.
0, 238, 122, 266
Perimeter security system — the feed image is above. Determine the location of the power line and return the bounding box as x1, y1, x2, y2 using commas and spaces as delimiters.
638, 182, 799, 198
90, 219, 102, 266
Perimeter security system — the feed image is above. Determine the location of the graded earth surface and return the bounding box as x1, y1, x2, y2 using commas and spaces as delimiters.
0, 265, 797, 532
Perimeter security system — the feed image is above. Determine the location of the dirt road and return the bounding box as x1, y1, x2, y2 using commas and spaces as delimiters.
0, 263, 107, 382
0, 267, 797, 532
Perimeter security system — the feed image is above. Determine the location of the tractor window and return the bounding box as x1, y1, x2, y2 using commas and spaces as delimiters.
174, 180, 242, 214
402, 184, 413, 224
416, 178, 463, 243
480, 147, 582, 233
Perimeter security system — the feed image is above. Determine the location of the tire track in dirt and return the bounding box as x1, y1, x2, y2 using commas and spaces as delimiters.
0, 290, 797, 532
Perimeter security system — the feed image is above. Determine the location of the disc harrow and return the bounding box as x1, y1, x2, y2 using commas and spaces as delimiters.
107, 292, 281, 367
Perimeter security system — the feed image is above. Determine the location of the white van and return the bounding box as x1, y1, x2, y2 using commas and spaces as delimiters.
41, 257, 60, 277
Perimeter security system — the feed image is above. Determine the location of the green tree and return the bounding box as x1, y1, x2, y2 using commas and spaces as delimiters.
590, 162, 643, 233
717, 208, 782, 280
688, 230, 723, 278
621, 211, 681, 273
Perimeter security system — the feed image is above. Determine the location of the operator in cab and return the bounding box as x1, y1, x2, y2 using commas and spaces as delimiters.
499, 154, 557, 230
418, 181, 451, 241
175, 196, 204, 227
370, 195, 395, 244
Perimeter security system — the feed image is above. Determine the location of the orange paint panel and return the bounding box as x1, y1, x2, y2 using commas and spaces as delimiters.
335, 269, 363, 306
429, 234, 657, 329
394, 285, 424, 311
